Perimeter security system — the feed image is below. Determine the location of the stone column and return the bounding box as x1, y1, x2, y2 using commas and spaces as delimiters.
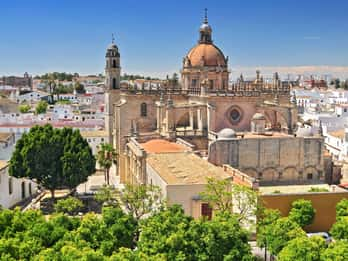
197, 109, 203, 131
189, 109, 194, 129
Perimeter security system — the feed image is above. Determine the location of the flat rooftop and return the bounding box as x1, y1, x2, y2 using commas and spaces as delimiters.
260, 184, 346, 195
147, 152, 231, 185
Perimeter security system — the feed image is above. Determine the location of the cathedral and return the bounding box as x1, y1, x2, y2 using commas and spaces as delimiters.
104, 12, 325, 188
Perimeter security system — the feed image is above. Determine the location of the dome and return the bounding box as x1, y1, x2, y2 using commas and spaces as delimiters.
252, 113, 266, 121
217, 128, 237, 139
107, 43, 118, 50
200, 23, 212, 32
186, 43, 227, 67
296, 127, 313, 137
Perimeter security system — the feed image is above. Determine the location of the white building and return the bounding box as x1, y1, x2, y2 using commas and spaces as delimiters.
324, 128, 348, 161
52, 104, 75, 120
0, 161, 38, 209
80, 130, 108, 155
16, 90, 49, 104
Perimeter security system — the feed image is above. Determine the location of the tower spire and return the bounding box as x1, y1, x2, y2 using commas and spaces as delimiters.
204, 8, 208, 24
112, 33, 115, 44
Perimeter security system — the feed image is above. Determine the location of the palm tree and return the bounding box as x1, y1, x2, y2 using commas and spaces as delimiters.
97, 143, 117, 185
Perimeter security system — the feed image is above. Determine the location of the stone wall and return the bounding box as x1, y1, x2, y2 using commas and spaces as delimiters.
208, 136, 324, 185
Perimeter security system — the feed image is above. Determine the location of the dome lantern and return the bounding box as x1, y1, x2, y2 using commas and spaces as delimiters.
199, 8, 213, 44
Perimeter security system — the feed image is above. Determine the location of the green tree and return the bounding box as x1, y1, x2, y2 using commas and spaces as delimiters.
19, 104, 31, 113
119, 183, 164, 221
54, 197, 84, 215
138, 205, 253, 260
35, 100, 48, 114
336, 198, 348, 218
257, 209, 282, 260
277, 236, 325, 261
330, 216, 348, 240
200, 178, 259, 224
74, 81, 85, 94
95, 185, 118, 207
97, 143, 117, 185
9, 125, 95, 198
335, 78, 341, 89
288, 199, 316, 227
267, 217, 306, 256
200, 178, 233, 213
321, 240, 348, 261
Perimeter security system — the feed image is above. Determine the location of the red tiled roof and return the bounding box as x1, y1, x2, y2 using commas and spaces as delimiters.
141, 139, 187, 153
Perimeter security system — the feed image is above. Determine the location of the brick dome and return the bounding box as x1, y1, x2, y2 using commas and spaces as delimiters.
186, 43, 227, 67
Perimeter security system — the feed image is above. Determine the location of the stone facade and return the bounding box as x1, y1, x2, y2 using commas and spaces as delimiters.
208, 133, 325, 185
104, 13, 326, 187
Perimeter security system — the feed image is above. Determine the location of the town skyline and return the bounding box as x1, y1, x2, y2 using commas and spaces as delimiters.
1, 0, 348, 78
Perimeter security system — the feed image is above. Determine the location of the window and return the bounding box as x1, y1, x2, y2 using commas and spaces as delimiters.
230, 107, 242, 124
112, 59, 116, 68
201, 203, 212, 220
8, 177, 13, 195
112, 78, 116, 89
141, 103, 147, 117
209, 80, 214, 89
29, 183, 32, 195
101, 138, 104, 142
21, 182, 26, 199
307, 173, 313, 180
191, 79, 197, 88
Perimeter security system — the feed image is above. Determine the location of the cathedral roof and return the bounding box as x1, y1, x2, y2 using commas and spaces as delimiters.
186, 43, 227, 67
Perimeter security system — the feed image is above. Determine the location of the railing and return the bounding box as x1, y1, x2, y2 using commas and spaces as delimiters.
176, 129, 206, 137
118, 82, 290, 97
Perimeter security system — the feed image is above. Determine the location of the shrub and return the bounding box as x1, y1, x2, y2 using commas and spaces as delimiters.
54, 197, 83, 215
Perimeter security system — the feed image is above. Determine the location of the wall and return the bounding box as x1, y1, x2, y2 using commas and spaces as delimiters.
261, 192, 348, 232
166, 184, 207, 218
0, 165, 38, 209
209, 136, 324, 185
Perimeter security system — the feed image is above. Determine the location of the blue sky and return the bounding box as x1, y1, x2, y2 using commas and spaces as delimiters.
1, 0, 348, 78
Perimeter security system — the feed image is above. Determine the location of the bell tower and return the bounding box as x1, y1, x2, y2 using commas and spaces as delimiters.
105, 34, 121, 90
105, 35, 121, 144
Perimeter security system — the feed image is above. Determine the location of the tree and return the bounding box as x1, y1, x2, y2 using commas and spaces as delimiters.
330, 216, 348, 240
200, 178, 259, 224
119, 183, 164, 221
200, 178, 233, 213
336, 198, 348, 218
321, 240, 348, 261
97, 143, 117, 185
277, 236, 325, 261
267, 217, 306, 256
335, 78, 341, 89
257, 209, 281, 260
35, 100, 48, 114
19, 104, 31, 113
94, 185, 118, 207
74, 81, 85, 94
329, 199, 348, 240
9, 125, 95, 198
138, 205, 253, 260
288, 199, 316, 227
232, 184, 259, 224
54, 197, 84, 215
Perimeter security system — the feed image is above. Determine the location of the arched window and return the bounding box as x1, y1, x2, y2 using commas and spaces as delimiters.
140, 103, 147, 117
112, 78, 116, 89
112, 59, 116, 68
